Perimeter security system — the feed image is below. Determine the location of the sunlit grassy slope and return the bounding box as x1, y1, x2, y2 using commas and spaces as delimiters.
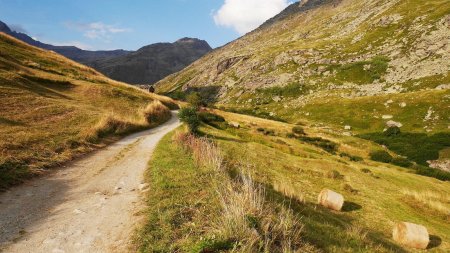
140, 111, 449, 252
0, 33, 177, 189
157, 0, 450, 134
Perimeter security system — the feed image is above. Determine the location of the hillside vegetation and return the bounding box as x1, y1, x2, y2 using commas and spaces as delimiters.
156, 0, 449, 173
139, 110, 450, 252
0, 33, 177, 189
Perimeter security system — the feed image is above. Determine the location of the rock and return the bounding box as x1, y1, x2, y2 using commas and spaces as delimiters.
343, 132, 352, 136
138, 183, 150, 191
229, 121, 240, 128
73, 209, 84, 214
399, 102, 407, 108
386, 120, 403, 128
272, 96, 282, 102
393, 222, 429, 249
344, 125, 352, 130
382, 115, 393, 119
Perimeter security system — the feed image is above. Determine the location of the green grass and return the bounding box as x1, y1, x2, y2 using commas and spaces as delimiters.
136, 129, 220, 252
201, 111, 450, 252
361, 132, 450, 166
138, 110, 450, 252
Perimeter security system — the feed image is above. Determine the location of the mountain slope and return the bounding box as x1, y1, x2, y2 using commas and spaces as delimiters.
0, 21, 212, 85
0, 32, 176, 189
0, 20, 130, 63
89, 38, 212, 84
157, 0, 449, 134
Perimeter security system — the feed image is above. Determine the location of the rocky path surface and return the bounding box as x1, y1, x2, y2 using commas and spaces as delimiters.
0, 113, 181, 253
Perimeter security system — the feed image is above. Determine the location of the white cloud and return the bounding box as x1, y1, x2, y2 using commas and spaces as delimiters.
65, 22, 130, 41
213, 0, 292, 34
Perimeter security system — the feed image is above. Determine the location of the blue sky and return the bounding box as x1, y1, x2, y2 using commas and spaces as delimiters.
0, 0, 293, 50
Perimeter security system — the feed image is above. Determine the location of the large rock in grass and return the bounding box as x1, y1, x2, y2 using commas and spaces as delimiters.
318, 189, 344, 211
393, 222, 429, 249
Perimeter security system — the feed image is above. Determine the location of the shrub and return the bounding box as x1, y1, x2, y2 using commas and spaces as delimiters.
143, 100, 171, 124
327, 170, 344, 179
412, 164, 450, 181
186, 92, 203, 107
179, 107, 201, 134
286, 133, 296, 138
257, 127, 265, 132
391, 157, 413, 168
361, 168, 372, 174
292, 126, 305, 135
299, 136, 338, 153
384, 126, 401, 136
369, 150, 393, 163
344, 183, 358, 194
340, 152, 363, 162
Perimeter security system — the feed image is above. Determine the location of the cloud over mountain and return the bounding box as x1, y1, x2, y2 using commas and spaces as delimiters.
213, 0, 292, 34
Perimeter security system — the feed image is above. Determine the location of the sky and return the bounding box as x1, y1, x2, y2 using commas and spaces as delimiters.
0, 0, 295, 51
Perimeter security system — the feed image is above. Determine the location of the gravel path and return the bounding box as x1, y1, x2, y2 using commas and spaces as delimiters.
0, 112, 180, 253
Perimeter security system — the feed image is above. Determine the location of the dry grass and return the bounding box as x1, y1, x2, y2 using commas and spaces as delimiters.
0, 33, 174, 189
401, 189, 450, 218
172, 131, 312, 252
142, 100, 171, 124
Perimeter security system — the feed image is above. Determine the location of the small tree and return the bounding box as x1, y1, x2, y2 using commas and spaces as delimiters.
384, 126, 401, 136
179, 107, 200, 134
186, 92, 203, 108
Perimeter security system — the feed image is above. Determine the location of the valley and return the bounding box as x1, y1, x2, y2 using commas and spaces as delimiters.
0, 0, 449, 252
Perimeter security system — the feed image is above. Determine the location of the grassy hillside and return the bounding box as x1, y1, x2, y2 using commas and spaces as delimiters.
156, 0, 449, 172
139, 111, 450, 252
0, 33, 177, 189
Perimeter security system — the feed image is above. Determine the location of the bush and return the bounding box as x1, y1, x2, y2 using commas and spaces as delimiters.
413, 164, 450, 181
186, 92, 203, 107
391, 157, 413, 168
143, 101, 171, 124
370, 150, 393, 163
361, 168, 372, 174
179, 107, 201, 134
384, 126, 401, 136
299, 136, 338, 153
292, 126, 305, 135
286, 133, 296, 139
340, 152, 363, 162
327, 170, 344, 179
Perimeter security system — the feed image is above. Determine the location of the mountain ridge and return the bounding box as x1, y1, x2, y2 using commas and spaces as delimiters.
0, 20, 212, 84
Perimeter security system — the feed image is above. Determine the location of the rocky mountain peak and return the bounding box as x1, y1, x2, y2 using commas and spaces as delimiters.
0, 21, 12, 33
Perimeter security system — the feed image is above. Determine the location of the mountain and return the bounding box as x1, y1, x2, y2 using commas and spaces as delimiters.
0, 20, 130, 63
0, 21, 212, 85
88, 38, 212, 84
0, 32, 176, 188
156, 0, 450, 134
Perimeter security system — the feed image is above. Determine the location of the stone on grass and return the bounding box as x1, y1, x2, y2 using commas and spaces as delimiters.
386, 120, 403, 128
229, 121, 240, 128
318, 189, 344, 211
393, 222, 429, 249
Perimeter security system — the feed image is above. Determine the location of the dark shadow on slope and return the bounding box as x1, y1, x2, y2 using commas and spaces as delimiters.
11, 75, 74, 99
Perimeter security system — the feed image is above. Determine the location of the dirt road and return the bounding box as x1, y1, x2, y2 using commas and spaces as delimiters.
0, 113, 181, 253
